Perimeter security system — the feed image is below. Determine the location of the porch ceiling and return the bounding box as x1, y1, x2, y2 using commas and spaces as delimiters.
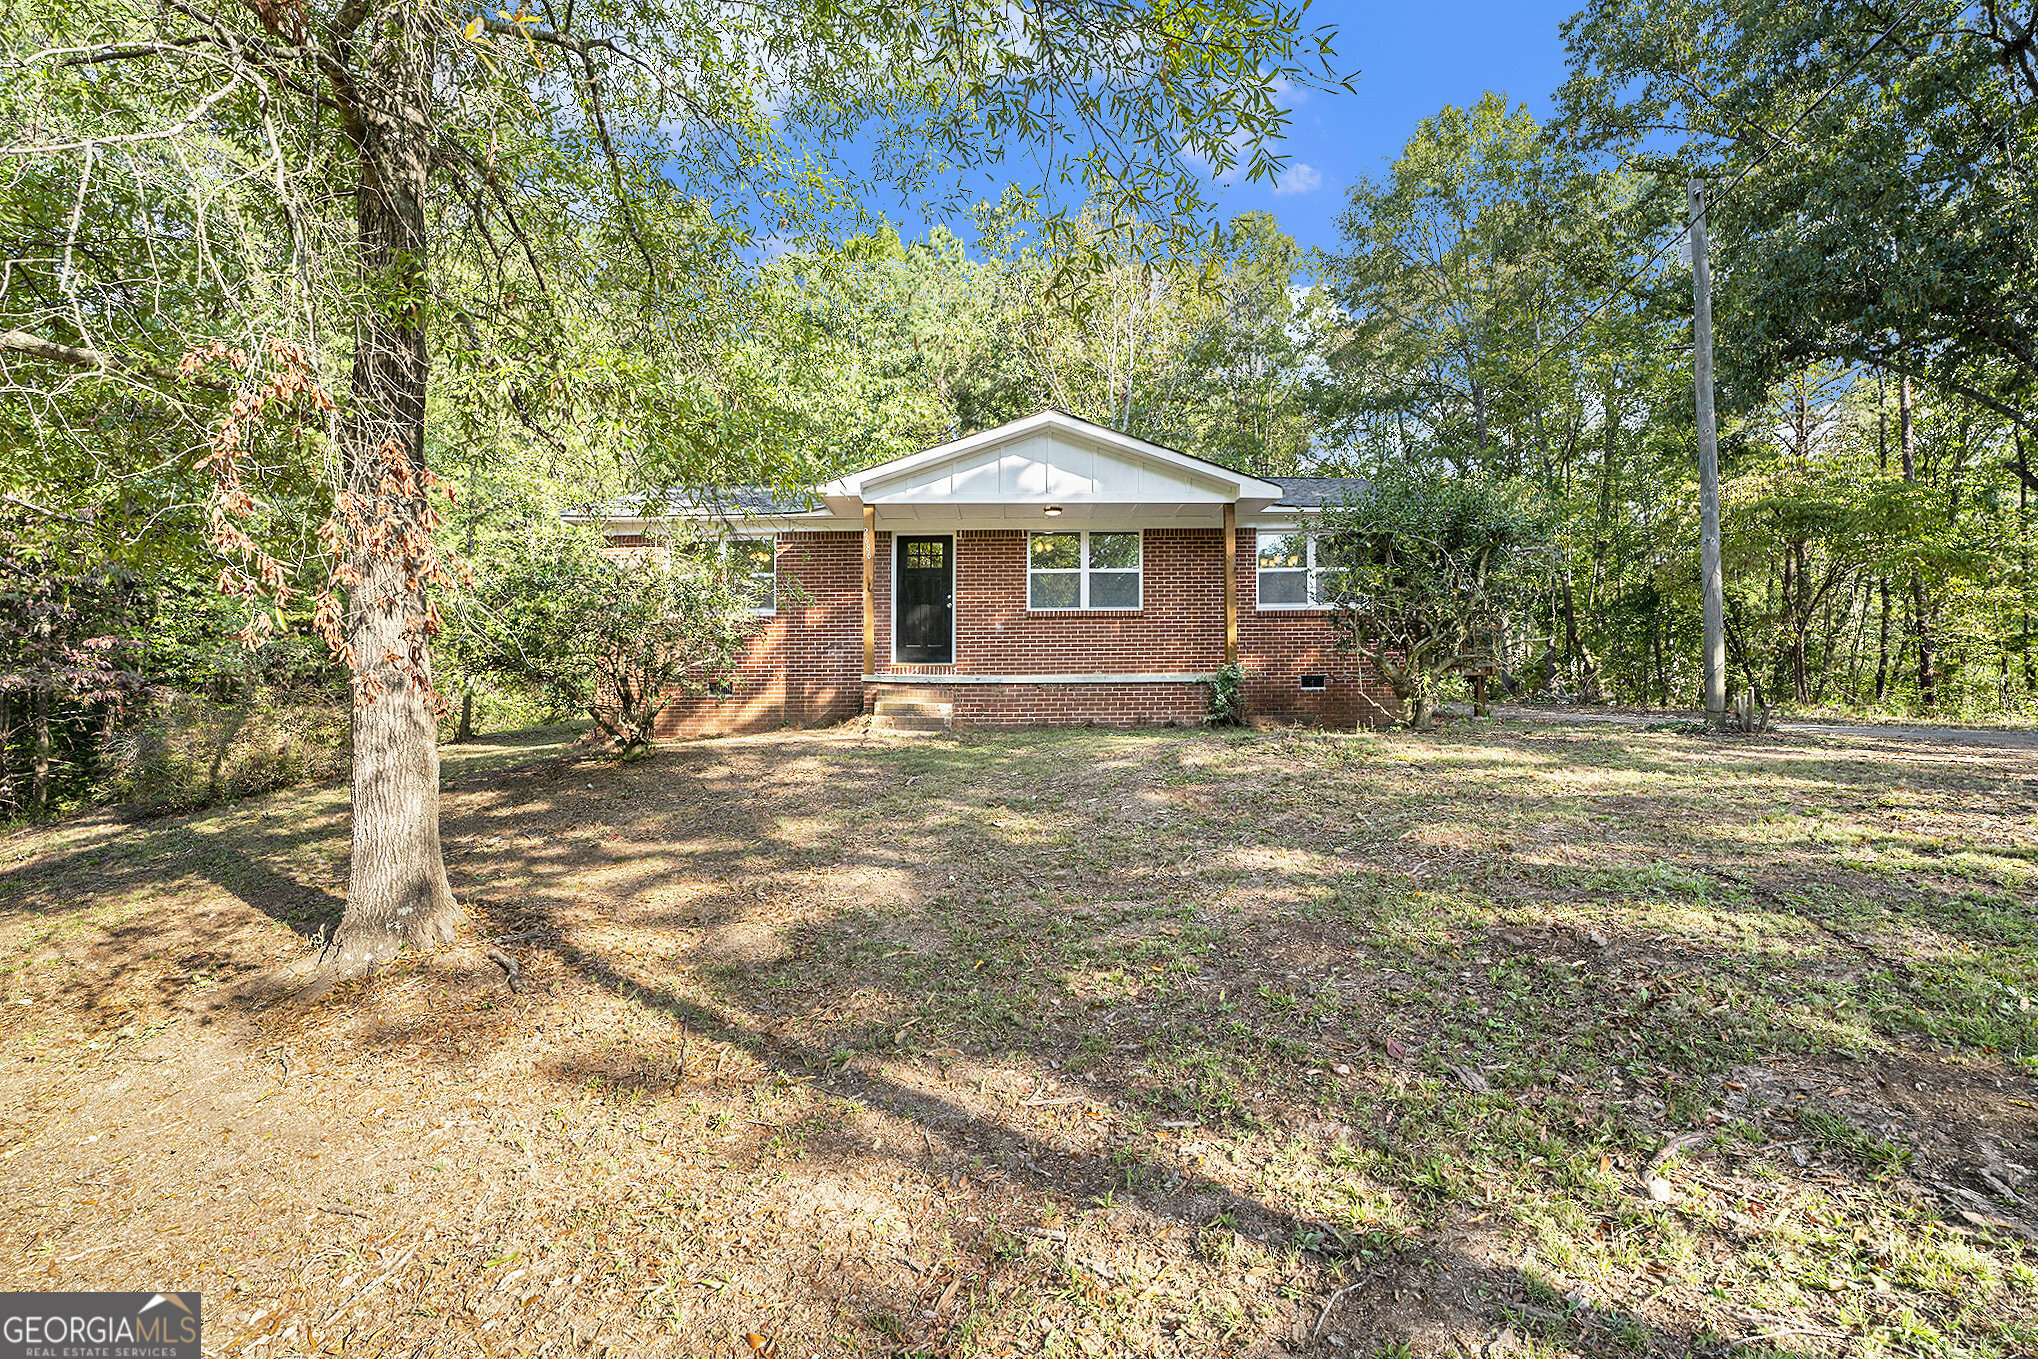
872, 501, 1227, 526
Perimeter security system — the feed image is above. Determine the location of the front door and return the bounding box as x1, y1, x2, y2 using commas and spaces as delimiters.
895, 535, 954, 664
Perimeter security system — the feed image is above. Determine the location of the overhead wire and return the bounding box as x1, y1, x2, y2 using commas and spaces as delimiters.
1483, 0, 1932, 397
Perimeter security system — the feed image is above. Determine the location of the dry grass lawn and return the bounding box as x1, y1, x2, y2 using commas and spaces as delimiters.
3, 717, 2037, 1359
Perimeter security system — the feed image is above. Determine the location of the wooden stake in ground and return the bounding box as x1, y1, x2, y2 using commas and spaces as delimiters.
1690, 178, 1727, 726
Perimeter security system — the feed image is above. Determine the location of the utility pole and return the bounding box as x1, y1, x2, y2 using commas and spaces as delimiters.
1690, 178, 1728, 725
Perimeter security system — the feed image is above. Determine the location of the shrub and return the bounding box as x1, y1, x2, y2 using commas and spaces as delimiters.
98, 689, 349, 813
1205, 661, 1246, 725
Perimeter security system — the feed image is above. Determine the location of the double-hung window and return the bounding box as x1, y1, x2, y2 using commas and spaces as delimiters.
1028, 530, 1142, 610
1255, 530, 1351, 609
727, 537, 777, 615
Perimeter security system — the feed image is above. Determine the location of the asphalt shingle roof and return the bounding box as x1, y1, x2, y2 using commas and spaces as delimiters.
581, 475, 1370, 519
1266, 476, 1370, 508
605, 486, 824, 518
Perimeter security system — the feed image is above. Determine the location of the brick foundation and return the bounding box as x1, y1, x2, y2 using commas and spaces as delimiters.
864, 680, 1210, 728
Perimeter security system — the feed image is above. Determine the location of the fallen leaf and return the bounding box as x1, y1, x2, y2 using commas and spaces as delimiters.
1384, 1038, 1410, 1061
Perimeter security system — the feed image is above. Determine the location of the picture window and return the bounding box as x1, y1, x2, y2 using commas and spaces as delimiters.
1028, 530, 1141, 610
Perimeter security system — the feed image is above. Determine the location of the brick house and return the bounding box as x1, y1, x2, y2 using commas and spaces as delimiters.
570, 409, 1397, 734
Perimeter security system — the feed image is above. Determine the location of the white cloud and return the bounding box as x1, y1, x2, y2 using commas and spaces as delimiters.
1182, 126, 1260, 185
1272, 162, 1322, 196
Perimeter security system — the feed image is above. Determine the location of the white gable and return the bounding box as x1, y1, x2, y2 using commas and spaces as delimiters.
870, 430, 1231, 506
824, 410, 1282, 515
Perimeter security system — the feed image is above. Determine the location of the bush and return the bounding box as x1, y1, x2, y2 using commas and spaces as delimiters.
1205, 661, 1246, 725
98, 689, 349, 813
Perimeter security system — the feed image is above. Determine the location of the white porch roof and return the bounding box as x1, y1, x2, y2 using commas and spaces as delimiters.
567, 410, 1363, 534
818, 409, 1285, 522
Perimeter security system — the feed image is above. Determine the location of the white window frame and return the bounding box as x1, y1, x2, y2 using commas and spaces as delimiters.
1255, 530, 1345, 611
725, 535, 777, 616
1027, 529, 1143, 612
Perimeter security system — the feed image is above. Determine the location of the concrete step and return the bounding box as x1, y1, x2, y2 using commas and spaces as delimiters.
873, 699, 952, 718
869, 712, 951, 733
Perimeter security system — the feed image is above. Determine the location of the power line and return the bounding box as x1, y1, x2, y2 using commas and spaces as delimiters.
1485, 0, 1931, 397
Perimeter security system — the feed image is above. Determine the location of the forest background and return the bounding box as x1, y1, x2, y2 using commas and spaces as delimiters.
5, 0, 2037, 820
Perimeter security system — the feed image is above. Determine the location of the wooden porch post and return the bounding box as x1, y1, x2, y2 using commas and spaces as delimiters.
1222, 502, 1239, 666
862, 505, 876, 676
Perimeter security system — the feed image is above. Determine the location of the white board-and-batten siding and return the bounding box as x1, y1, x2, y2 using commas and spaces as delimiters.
866, 432, 1234, 506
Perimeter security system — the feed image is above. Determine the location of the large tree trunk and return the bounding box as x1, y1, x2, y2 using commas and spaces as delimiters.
325, 12, 459, 970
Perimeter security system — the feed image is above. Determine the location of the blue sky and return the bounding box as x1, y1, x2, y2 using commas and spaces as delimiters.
1206, 0, 1580, 252
875, 0, 1581, 258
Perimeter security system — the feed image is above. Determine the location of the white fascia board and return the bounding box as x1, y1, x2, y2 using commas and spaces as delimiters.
573, 511, 855, 536
1239, 506, 1322, 529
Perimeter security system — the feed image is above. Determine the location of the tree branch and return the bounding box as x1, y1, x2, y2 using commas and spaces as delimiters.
0, 329, 225, 389
0, 491, 93, 525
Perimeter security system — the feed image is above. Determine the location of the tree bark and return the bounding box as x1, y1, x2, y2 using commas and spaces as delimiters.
1912, 578, 1937, 709
1874, 579, 1892, 700
1898, 376, 1937, 709
326, 9, 460, 970
31, 687, 50, 810
1873, 370, 1891, 704
2022, 433, 2035, 692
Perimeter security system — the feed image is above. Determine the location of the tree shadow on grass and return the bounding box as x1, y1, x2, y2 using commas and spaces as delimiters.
483, 906, 1770, 1358
11, 722, 2032, 1354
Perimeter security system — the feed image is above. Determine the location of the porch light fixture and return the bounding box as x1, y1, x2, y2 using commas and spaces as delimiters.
1043, 505, 1063, 516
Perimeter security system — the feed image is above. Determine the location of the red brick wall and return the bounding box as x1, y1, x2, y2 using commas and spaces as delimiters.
1236, 527, 1399, 727
867, 681, 1208, 727
871, 529, 1225, 674
633, 522, 1397, 735
650, 531, 864, 739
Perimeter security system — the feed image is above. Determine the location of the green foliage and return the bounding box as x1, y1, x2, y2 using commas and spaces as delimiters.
1319, 468, 1545, 729
1205, 662, 1247, 726
461, 528, 757, 753
1315, 76, 2038, 720
1558, 0, 2038, 431
772, 205, 1338, 475
97, 690, 348, 814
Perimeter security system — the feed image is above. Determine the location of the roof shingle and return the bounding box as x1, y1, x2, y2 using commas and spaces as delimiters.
1266, 476, 1370, 508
